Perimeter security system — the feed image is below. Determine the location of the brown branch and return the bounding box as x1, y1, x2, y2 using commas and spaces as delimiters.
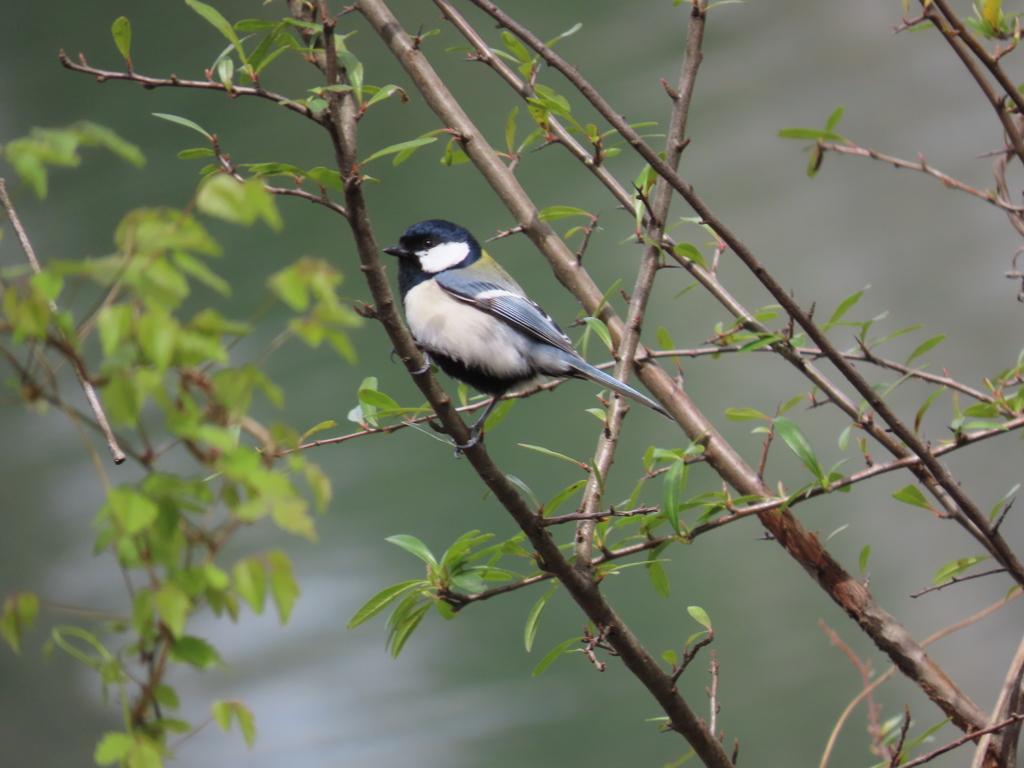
541, 506, 659, 527
899, 715, 1024, 768
911, 568, 1009, 598
819, 142, 1023, 213
969, 629, 1024, 768
819, 589, 1022, 768
467, 0, 1024, 595
323, 4, 735, 764
58, 51, 323, 124
0, 178, 125, 465
573, 0, 706, 573
371, 0, 996, 735
920, 2, 1024, 167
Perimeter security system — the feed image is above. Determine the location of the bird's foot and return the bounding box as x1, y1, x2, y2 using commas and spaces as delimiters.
452, 425, 484, 458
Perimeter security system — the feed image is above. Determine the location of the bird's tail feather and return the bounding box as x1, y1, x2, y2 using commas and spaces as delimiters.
565, 358, 671, 418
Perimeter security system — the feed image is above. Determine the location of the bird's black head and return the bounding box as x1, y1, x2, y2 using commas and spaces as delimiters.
383, 219, 482, 275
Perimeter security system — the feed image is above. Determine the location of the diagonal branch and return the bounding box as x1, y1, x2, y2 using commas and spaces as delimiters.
0, 178, 125, 465
465, 0, 1024, 594
354, 2, 733, 765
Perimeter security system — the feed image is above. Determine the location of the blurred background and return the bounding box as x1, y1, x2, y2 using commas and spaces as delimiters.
1, 1, 1022, 767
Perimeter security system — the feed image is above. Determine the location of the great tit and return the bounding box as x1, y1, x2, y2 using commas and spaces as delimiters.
384, 219, 669, 447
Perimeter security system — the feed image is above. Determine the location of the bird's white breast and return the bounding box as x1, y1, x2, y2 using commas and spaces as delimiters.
405, 280, 533, 379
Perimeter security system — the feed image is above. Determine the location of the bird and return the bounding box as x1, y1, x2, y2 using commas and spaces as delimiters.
383, 219, 670, 449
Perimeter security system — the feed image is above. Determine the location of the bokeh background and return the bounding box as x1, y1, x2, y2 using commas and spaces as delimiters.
1, 1, 1022, 767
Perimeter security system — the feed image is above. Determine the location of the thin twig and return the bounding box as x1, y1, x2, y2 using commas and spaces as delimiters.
58, 51, 323, 124
968, 629, 1024, 768
911, 568, 1009, 598
900, 714, 1024, 768
542, 506, 659, 527
0, 178, 125, 464
819, 589, 1022, 768
819, 142, 1024, 212
470, 0, 1024, 591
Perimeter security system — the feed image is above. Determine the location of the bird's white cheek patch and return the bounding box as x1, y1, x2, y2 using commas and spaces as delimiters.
418, 241, 470, 273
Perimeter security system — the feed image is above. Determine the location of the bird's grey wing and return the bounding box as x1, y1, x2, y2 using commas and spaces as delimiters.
435, 272, 578, 356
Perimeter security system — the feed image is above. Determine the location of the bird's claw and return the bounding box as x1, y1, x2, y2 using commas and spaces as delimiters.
452, 427, 484, 458
389, 345, 432, 375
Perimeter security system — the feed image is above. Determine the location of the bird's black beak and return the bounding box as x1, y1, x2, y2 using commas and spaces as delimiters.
383, 244, 410, 258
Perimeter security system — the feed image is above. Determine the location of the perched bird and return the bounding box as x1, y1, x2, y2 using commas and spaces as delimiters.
383, 219, 669, 448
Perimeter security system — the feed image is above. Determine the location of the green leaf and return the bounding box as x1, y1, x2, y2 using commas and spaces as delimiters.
858, 545, 871, 577
111, 17, 132, 63
914, 388, 945, 434
905, 334, 947, 365
532, 636, 583, 676
777, 127, 845, 142
662, 459, 687, 534
168, 636, 221, 668
934, 556, 989, 585
389, 602, 430, 658
892, 484, 935, 511
155, 583, 191, 639
358, 388, 400, 411
538, 206, 591, 222
186, 0, 248, 66
95, 732, 134, 765
990, 484, 1019, 521
657, 327, 674, 351
517, 443, 586, 468
361, 137, 437, 166
524, 585, 557, 652
501, 30, 532, 64
543, 479, 587, 517
233, 558, 266, 614
725, 407, 768, 421
268, 551, 299, 624
826, 289, 864, 325
506, 474, 540, 508
773, 417, 825, 485
545, 22, 582, 47
904, 718, 951, 753
687, 605, 712, 631
505, 106, 518, 154
646, 559, 670, 598
777, 394, 804, 415
348, 580, 425, 628
108, 487, 159, 535
197, 175, 282, 231
673, 242, 708, 269
582, 317, 613, 352
173, 251, 231, 296
299, 420, 337, 443
96, 304, 133, 357
483, 397, 516, 432
211, 700, 257, 747
303, 166, 345, 191
364, 84, 408, 108
152, 112, 212, 140
825, 106, 845, 132
386, 534, 437, 566
0, 592, 39, 654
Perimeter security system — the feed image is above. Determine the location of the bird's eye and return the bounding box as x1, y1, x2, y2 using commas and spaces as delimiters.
423, 238, 435, 248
